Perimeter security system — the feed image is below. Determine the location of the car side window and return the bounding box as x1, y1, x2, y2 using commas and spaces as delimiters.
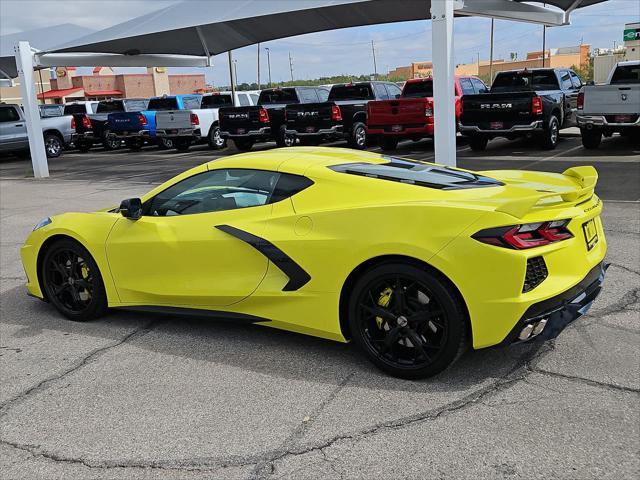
144, 169, 281, 217
316, 89, 329, 102
385, 83, 402, 99
569, 71, 583, 89
471, 78, 488, 93
249, 94, 259, 105
238, 94, 251, 106
560, 72, 573, 90
459, 78, 475, 95
0, 106, 20, 123
373, 83, 389, 100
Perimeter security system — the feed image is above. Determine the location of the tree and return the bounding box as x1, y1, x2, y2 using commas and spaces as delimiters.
572, 56, 594, 83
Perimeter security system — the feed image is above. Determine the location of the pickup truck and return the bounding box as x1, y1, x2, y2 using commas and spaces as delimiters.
284, 81, 402, 149
87, 99, 149, 151
105, 99, 151, 151
0, 103, 75, 158
367, 76, 487, 151
460, 68, 583, 151
144, 94, 202, 149
219, 87, 328, 151
63, 102, 98, 152
155, 92, 258, 151
577, 60, 640, 149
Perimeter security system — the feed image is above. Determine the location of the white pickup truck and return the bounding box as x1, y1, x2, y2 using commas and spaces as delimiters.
155, 91, 259, 151
577, 60, 640, 149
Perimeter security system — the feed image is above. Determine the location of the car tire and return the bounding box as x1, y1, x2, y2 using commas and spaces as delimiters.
208, 126, 227, 150
379, 136, 399, 152
469, 135, 488, 152
126, 138, 143, 151
40, 238, 108, 322
348, 262, 467, 379
44, 133, 63, 158
348, 122, 367, 150
102, 130, 120, 151
174, 138, 191, 151
540, 115, 560, 150
158, 137, 174, 150
276, 126, 296, 148
580, 128, 602, 149
233, 139, 254, 151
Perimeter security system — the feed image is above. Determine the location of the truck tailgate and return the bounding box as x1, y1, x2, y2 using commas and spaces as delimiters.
219, 106, 263, 134
285, 102, 335, 132
156, 110, 192, 130
583, 85, 640, 115
108, 113, 144, 132
368, 98, 430, 127
461, 92, 535, 129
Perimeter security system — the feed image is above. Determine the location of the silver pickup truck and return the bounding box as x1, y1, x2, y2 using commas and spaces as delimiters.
577, 60, 640, 149
0, 103, 76, 158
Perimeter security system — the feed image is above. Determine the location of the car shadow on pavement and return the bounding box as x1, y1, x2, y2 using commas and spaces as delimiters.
2, 285, 542, 394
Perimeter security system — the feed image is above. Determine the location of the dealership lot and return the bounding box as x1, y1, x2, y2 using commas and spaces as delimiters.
1, 135, 639, 479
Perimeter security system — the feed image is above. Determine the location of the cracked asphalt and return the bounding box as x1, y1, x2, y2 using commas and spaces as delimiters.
1, 133, 639, 479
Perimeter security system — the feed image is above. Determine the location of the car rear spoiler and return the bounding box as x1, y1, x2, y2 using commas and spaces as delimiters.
496, 166, 598, 219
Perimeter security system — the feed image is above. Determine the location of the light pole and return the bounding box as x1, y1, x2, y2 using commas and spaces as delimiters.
228, 50, 236, 99
257, 43, 261, 89
233, 59, 238, 85
265, 47, 272, 87
371, 40, 378, 79
288, 52, 294, 82
489, 18, 495, 83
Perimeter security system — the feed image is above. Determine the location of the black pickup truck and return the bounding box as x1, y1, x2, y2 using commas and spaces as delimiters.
285, 81, 402, 149
460, 68, 582, 151
219, 87, 329, 151
85, 99, 149, 151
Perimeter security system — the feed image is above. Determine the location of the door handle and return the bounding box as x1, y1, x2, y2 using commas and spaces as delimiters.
15, 123, 24, 127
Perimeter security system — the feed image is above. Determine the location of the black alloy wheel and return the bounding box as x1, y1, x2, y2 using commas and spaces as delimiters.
41, 239, 108, 321
102, 130, 121, 150
158, 137, 174, 149
348, 263, 466, 379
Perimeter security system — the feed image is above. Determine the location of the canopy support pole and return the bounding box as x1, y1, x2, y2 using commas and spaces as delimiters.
431, 0, 458, 167
15, 41, 49, 178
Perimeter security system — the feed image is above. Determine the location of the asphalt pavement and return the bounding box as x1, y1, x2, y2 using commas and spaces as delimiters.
0, 132, 638, 479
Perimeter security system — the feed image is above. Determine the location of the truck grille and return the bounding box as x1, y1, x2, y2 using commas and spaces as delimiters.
523, 257, 548, 293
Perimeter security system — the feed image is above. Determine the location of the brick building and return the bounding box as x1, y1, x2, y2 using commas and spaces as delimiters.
36, 66, 206, 104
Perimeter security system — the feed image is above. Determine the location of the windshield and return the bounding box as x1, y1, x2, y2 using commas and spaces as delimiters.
147, 98, 178, 110
402, 80, 434, 98
96, 101, 124, 113
610, 64, 640, 84
491, 71, 559, 92
258, 89, 298, 105
201, 94, 233, 108
329, 84, 374, 101
330, 157, 502, 190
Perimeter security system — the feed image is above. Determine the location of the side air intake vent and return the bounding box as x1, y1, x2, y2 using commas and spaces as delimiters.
523, 257, 548, 293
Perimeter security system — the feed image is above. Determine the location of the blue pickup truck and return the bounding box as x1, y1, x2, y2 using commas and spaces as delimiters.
104, 99, 150, 150
143, 95, 202, 148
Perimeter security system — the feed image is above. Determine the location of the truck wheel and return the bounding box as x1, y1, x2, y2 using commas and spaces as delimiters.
276, 126, 296, 148
349, 122, 367, 150
174, 138, 191, 152
234, 139, 254, 151
379, 136, 399, 151
102, 130, 120, 151
44, 133, 63, 158
580, 128, 602, 149
126, 138, 143, 151
158, 138, 174, 150
540, 116, 560, 150
469, 135, 488, 152
208, 126, 227, 150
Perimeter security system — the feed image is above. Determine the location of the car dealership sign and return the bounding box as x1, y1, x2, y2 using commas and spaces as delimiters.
624, 27, 640, 42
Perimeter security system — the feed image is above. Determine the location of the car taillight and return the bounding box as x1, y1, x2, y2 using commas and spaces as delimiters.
258, 107, 269, 123
138, 114, 148, 126
331, 105, 342, 121
82, 115, 92, 129
425, 100, 433, 117
190, 113, 199, 126
473, 220, 573, 249
532, 96, 543, 116
577, 91, 584, 110
71, 117, 76, 129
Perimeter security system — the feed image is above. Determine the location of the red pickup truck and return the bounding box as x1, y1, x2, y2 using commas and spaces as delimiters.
367, 76, 488, 151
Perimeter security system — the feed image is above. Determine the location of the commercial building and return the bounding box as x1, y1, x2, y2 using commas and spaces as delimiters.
0, 68, 52, 104
388, 61, 433, 80
593, 23, 640, 83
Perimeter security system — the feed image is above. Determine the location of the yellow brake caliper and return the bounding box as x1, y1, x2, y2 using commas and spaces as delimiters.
376, 287, 393, 329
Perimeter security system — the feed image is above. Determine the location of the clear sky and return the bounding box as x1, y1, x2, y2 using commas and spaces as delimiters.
0, 0, 638, 86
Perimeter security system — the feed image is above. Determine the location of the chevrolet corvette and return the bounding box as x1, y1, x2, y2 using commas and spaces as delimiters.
21, 147, 607, 378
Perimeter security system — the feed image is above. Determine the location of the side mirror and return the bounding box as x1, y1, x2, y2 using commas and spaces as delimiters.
119, 198, 142, 220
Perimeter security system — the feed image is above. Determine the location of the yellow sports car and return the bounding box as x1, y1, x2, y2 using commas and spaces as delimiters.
21, 148, 607, 378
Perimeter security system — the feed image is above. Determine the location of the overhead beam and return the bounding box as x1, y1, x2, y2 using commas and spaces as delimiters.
34, 52, 209, 68
456, 0, 565, 26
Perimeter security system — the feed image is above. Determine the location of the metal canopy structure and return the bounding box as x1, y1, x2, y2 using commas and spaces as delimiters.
9, 0, 607, 178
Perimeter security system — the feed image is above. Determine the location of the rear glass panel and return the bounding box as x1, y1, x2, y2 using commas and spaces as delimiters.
123, 99, 150, 111
201, 94, 233, 108
96, 101, 124, 113
329, 157, 502, 190
403, 80, 434, 98
328, 84, 374, 101
491, 71, 559, 92
64, 104, 87, 115
147, 98, 179, 110
610, 64, 640, 84
39, 105, 64, 117
258, 89, 299, 105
